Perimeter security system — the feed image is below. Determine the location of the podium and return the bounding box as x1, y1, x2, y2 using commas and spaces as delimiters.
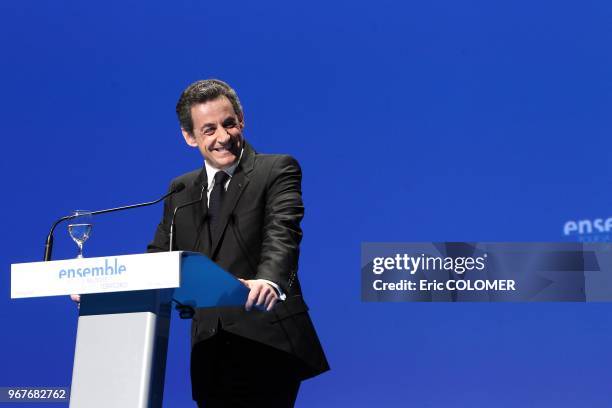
11, 251, 249, 408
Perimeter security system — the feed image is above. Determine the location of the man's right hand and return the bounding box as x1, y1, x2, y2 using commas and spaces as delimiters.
70, 294, 80, 304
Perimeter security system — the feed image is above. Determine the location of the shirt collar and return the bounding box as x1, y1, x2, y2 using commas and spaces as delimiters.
204, 148, 244, 191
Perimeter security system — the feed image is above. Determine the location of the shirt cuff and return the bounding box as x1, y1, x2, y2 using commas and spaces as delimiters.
257, 279, 287, 301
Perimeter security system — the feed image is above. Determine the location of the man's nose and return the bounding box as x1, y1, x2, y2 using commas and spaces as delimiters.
215, 127, 232, 143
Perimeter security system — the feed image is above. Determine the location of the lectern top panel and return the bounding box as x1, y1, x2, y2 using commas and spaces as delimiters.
11, 252, 181, 299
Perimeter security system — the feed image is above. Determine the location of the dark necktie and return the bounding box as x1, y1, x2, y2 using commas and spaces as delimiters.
208, 170, 230, 240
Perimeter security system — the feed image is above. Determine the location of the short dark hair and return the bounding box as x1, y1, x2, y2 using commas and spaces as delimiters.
175, 79, 244, 134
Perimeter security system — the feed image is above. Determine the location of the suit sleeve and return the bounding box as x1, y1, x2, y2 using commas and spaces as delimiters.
255, 155, 304, 294
147, 183, 175, 253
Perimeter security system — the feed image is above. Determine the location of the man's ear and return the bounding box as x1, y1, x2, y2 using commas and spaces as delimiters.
181, 129, 198, 147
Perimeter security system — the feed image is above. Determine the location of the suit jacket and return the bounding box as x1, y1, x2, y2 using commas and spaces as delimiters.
148, 142, 329, 380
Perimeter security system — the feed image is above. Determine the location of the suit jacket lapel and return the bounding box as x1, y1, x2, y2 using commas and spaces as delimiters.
184, 167, 211, 255
210, 143, 255, 256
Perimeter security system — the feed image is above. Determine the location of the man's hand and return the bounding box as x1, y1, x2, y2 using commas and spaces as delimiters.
70, 294, 80, 308
239, 279, 279, 312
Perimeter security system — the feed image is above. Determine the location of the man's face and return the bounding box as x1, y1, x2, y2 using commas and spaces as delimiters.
182, 96, 244, 170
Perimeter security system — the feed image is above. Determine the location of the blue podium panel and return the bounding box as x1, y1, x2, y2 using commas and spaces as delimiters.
173, 251, 250, 308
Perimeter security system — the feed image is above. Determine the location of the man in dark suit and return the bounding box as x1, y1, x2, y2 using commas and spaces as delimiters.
148, 79, 329, 407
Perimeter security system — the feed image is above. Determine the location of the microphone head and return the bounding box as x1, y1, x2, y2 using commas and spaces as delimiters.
173, 182, 186, 194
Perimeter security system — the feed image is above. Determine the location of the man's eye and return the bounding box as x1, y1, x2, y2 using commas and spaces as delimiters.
202, 128, 215, 135
223, 120, 237, 128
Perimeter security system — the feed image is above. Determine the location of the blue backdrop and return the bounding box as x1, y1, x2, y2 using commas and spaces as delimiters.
2, 0, 611, 406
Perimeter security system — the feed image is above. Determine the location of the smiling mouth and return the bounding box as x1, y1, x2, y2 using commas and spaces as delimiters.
212, 146, 233, 153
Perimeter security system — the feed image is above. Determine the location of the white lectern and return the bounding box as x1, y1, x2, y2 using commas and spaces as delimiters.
11, 251, 248, 408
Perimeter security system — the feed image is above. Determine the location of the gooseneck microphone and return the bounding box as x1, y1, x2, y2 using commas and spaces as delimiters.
43, 182, 186, 261
169, 184, 207, 251
169, 183, 206, 320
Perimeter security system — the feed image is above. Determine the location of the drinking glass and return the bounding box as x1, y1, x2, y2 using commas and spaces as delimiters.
67, 210, 92, 258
